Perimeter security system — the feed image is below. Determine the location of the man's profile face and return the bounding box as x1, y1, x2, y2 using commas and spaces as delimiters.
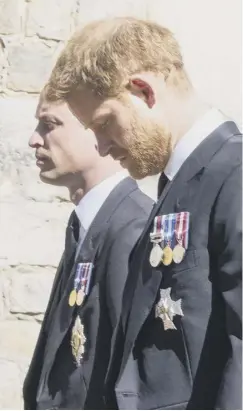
29, 99, 100, 187
69, 87, 171, 179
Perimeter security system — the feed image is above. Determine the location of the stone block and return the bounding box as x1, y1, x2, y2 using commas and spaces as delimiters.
76, 0, 147, 27
6, 39, 60, 92
0, 276, 6, 319
0, 0, 26, 35
0, 38, 8, 91
0, 321, 41, 408
0, 320, 40, 362
26, 0, 77, 40
3, 266, 55, 315
0, 320, 41, 408
0, 201, 71, 267
0, 359, 23, 409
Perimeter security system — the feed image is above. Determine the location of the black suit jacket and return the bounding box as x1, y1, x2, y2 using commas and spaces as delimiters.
115, 122, 242, 409
23, 177, 153, 410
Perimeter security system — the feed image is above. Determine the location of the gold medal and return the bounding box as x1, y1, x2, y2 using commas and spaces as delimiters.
162, 245, 173, 266
76, 289, 85, 306
173, 244, 185, 264
69, 289, 77, 307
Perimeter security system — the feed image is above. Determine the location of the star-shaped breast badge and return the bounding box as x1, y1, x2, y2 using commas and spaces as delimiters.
71, 316, 86, 366
156, 287, 184, 330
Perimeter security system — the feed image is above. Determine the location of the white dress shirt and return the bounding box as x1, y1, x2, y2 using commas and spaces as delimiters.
164, 108, 227, 181
75, 170, 129, 235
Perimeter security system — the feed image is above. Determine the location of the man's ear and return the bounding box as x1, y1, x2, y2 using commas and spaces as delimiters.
127, 74, 156, 108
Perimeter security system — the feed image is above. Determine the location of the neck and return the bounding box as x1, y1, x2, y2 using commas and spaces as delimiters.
68, 159, 123, 205
164, 89, 211, 148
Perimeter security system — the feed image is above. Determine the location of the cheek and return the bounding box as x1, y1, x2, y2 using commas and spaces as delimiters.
45, 130, 63, 149
47, 132, 74, 162
108, 121, 129, 148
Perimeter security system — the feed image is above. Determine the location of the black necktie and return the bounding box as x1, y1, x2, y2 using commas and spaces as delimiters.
60, 211, 80, 293
62, 211, 78, 259
157, 172, 169, 199
71, 210, 80, 243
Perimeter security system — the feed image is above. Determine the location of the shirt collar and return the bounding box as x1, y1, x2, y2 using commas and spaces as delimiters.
75, 170, 129, 231
164, 108, 227, 181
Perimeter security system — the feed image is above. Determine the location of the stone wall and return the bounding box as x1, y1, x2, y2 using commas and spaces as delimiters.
0, 0, 241, 408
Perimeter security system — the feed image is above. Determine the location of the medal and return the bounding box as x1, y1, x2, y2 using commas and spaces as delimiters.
69, 289, 77, 307
173, 244, 185, 264
156, 287, 184, 330
150, 211, 190, 268
68, 262, 93, 307
162, 245, 173, 266
149, 243, 163, 267
173, 211, 190, 264
149, 215, 164, 267
161, 213, 175, 266
71, 316, 86, 366
68, 263, 82, 306
76, 288, 85, 306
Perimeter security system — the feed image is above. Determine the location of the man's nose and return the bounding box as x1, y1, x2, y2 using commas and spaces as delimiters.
97, 138, 112, 157
29, 130, 44, 148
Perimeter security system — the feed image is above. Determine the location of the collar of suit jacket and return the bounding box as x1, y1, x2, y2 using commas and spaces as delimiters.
75, 170, 129, 232
164, 107, 228, 181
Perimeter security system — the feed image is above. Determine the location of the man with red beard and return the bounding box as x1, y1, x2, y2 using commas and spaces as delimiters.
23, 86, 153, 410
45, 18, 242, 409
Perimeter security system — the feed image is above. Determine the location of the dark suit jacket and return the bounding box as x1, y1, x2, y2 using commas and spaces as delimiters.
115, 122, 242, 409
23, 177, 153, 410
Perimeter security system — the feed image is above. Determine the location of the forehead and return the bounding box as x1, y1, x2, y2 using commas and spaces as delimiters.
36, 99, 69, 118
68, 89, 126, 126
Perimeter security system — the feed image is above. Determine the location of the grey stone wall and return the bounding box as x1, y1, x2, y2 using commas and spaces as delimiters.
0, 0, 241, 408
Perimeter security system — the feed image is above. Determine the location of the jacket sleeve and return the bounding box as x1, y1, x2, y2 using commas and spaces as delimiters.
212, 164, 242, 409
23, 254, 64, 409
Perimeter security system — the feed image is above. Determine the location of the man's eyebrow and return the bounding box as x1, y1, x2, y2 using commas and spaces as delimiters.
87, 114, 109, 129
38, 114, 62, 123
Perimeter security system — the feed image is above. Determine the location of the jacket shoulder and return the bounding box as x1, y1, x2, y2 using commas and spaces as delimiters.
208, 131, 242, 181
107, 187, 153, 237
128, 186, 154, 216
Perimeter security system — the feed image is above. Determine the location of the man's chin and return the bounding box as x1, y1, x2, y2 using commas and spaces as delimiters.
128, 164, 161, 180
39, 172, 63, 186
127, 166, 147, 180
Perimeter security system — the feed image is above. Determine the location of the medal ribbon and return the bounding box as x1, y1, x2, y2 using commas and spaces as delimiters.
151, 215, 164, 242
74, 263, 82, 291
163, 213, 175, 248
80, 263, 93, 295
175, 212, 190, 249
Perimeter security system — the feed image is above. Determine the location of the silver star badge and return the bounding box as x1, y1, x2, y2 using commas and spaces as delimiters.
156, 288, 184, 330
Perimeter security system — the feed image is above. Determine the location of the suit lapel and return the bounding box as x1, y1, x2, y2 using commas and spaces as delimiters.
119, 121, 240, 377
38, 178, 138, 391
43, 212, 80, 333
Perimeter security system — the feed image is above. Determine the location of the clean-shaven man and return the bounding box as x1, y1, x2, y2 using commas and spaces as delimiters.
46, 17, 242, 409
23, 86, 153, 410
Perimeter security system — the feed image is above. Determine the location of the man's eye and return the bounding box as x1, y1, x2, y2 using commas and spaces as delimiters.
44, 122, 55, 131
100, 119, 109, 130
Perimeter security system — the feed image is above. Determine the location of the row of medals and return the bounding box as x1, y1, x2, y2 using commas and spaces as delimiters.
69, 288, 85, 307
149, 232, 185, 268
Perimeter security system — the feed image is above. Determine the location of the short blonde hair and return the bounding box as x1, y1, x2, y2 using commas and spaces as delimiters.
46, 17, 187, 100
